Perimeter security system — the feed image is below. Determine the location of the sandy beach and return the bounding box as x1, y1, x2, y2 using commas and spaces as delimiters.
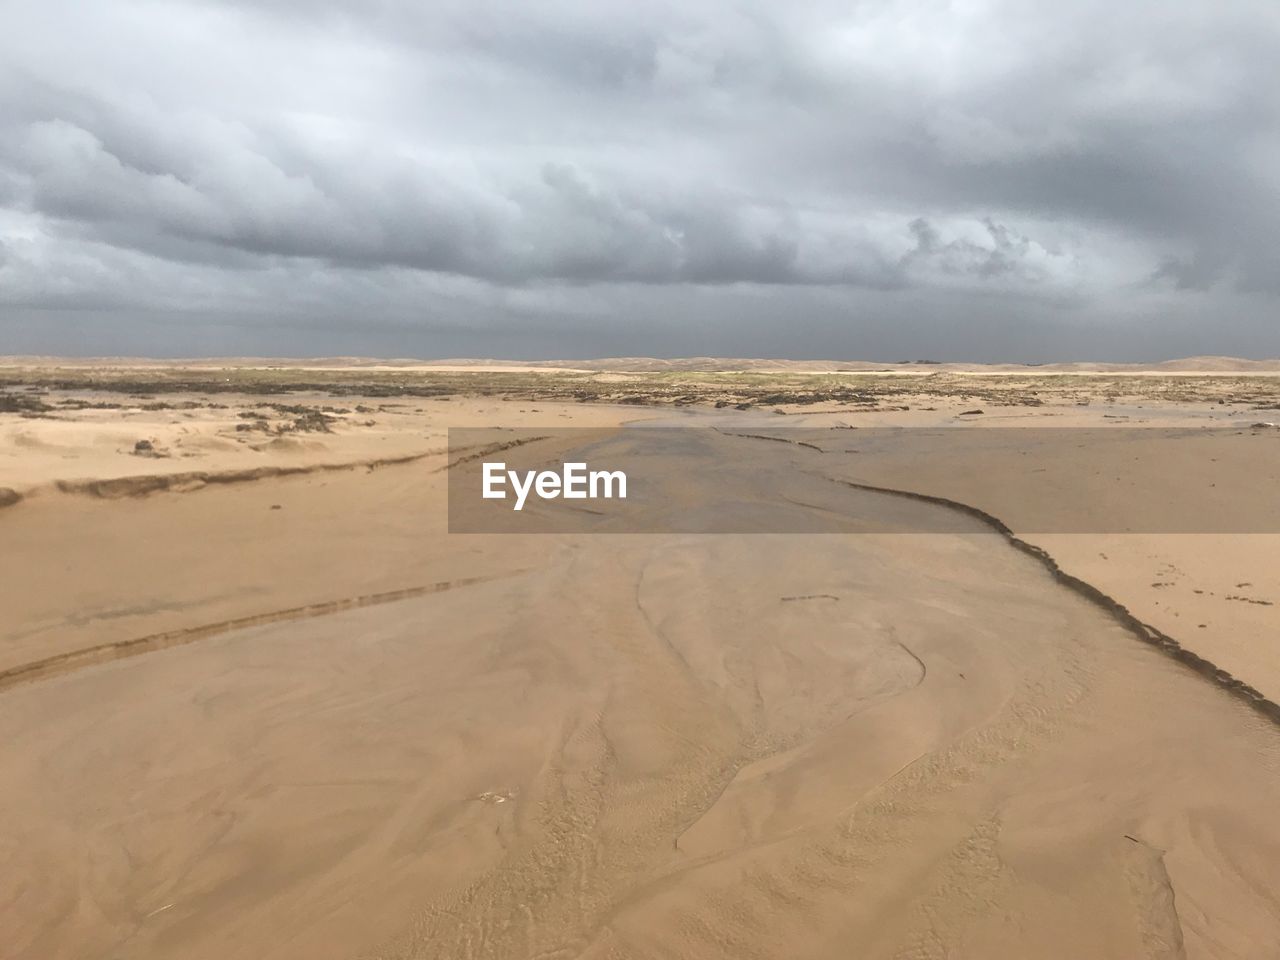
1, 361, 1278, 959
10, 0, 1280, 952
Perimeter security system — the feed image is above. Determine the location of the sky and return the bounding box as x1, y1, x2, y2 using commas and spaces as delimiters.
2, 0, 1278, 361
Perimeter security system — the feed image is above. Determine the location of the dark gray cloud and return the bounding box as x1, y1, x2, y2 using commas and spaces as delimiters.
1, 0, 1277, 359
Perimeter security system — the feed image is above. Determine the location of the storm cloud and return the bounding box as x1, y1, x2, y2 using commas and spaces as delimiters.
2, 0, 1278, 359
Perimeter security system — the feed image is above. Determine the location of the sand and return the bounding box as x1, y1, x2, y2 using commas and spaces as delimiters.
2, 363, 1279, 959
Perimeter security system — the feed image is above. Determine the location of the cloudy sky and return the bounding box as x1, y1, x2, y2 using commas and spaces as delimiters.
2, 0, 1278, 360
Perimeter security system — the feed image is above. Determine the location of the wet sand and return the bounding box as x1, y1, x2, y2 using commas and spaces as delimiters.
2, 376, 1280, 959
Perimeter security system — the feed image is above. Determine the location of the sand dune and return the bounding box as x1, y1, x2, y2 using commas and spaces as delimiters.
2, 374, 1279, 959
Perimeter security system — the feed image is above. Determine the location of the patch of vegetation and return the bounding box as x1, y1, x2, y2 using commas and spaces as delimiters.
0, 392, 53, 414
2, 366, 1278, 412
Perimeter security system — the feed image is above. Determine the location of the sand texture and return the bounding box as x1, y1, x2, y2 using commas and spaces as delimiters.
2, 361, 1278, 959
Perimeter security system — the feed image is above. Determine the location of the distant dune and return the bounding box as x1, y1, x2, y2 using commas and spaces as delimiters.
513, 354, 1280, 374
3, 354, 1280, 374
